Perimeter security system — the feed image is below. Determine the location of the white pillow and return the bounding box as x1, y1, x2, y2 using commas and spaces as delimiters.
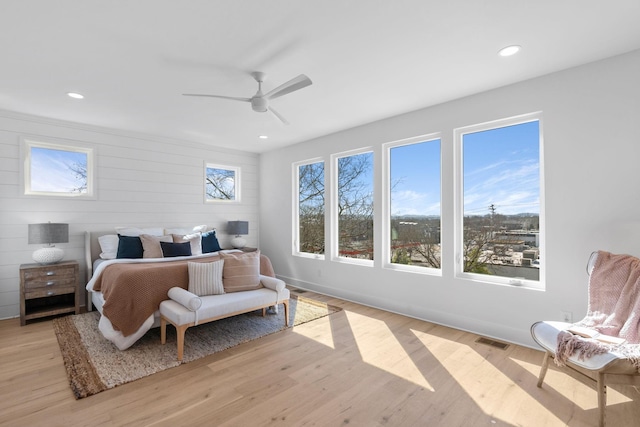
188, 261, 225, 296
173, 232, 203, 256
115, 227, 164, 237
168, 287, 202, 311
98, 234, 119, 259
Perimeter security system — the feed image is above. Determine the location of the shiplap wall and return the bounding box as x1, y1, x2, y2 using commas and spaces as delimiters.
0, 111, 259, 319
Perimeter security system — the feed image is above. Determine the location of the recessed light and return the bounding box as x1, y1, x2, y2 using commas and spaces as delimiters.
498, 45, 521, 57
259, 135, 268, 139
67, 92, 84, 99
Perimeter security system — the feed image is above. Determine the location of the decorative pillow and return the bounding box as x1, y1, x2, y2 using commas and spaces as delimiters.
172, 233, 203, 256
220, 251, 262, 292
160, 241, 192, 257
115, 226, 164, 237
187, 261, 225, 296
98, 234, 119, 259
116, 235, 144, 259
168, 287, 202, 311
201, 229, 222, 253
140, 234, 173, 258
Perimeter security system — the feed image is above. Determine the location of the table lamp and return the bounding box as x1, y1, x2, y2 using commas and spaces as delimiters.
28, 222, 69, 264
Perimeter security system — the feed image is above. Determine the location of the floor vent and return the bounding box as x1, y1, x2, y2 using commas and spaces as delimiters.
294, 289, 308, 294
475, 337, 510, 350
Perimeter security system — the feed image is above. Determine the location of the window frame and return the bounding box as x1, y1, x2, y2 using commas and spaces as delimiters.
204, 162, 241, 203
382, 133, 443, 275
454, 112, 545, 289
21, 136, 97, 200
292, 158, 326, 259
331, 147, 375, 266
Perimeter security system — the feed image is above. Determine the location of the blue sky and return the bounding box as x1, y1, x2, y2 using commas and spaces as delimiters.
390, 139, 441, 216
389, 120, 540, 217
462, 120, 540, 216
30, 147, 87, 193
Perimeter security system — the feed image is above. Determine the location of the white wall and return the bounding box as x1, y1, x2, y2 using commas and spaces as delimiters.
259, 49, 640, 348
0, 112, 259, 319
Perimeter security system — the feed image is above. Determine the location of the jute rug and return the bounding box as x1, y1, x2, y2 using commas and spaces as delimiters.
52, 295, 341, 399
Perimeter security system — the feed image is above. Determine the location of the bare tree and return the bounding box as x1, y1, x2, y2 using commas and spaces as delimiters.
206, 168, 235, 200
298, 162, 325, 254
67, 161, 88, 193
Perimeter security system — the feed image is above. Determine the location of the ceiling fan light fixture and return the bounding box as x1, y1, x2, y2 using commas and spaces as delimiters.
498, 45, 521, 57
251, 97, 268, 112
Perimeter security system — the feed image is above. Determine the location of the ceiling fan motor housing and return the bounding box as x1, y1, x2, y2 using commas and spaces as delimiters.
251, 97, 268, 112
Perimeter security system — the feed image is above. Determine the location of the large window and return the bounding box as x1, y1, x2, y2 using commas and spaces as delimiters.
455, 113, 543, 287
22, 138, 95, 199
205, 163, 239, 202
386, 135, 441, 270
295, 160, 325, 256
333, 150, 374, 261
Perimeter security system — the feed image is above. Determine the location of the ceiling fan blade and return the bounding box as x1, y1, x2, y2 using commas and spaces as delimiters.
265, 74, 312, 100
268, 107, 289, 125
182, 94, 251, 103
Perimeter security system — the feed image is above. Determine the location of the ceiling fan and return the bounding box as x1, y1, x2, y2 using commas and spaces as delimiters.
183, 72, 312, 125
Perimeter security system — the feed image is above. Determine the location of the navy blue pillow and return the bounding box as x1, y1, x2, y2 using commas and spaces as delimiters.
160, 241, 192, 257
116, 235, 143, 259
201, 230, 222, 253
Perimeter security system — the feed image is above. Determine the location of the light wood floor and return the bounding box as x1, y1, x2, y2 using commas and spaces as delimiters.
1, 289, 639, 427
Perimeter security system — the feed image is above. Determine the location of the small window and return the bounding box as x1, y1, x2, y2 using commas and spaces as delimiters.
22, 138, 96, 199
295, 159, 325, 257
205, 164, 240, 202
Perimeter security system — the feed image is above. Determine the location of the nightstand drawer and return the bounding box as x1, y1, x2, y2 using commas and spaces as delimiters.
24, 276, 76, 292
25, 285, 76, 300
23, 266, 76, 282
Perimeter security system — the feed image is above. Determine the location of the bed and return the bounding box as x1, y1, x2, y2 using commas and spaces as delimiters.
84, 229, 275, 350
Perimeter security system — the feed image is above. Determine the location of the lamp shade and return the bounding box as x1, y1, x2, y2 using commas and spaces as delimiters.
28, 223, 69, 245
28, 223, 69, 264
228, 221, 249, 249
227, 221, 249, 236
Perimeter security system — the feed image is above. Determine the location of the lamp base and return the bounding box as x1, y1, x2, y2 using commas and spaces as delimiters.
230, 236, 246, 249
33, 247, 64, 264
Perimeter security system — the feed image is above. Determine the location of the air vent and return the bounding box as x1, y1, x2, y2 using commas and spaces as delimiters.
475, 337, 510, 350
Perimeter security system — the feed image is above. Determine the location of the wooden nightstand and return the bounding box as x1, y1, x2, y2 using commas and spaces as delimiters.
19, 260, 80, 326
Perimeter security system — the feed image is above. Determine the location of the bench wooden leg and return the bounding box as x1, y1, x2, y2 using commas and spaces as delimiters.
176, 324, 189, 362
160, 317, 167, 345
537, 350, 551, 388
283, 300, 290, 327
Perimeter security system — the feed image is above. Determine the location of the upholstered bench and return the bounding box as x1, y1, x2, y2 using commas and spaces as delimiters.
160, 275, 290, 361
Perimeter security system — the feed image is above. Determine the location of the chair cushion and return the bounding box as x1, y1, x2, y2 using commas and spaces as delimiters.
531, 321, 637, 372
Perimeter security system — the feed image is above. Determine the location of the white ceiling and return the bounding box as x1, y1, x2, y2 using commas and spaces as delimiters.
2, 1, 640, 153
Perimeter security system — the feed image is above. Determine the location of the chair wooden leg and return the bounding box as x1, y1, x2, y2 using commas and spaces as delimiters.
597, 372, 606, 427
283, 300, 290, 327
537, 351, 552, 388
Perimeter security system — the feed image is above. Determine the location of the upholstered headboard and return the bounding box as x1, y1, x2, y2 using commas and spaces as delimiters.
85, 231, 111, 281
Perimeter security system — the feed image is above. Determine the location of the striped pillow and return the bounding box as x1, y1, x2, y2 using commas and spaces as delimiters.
221, 251, 262, 292
187, 260, 225, 296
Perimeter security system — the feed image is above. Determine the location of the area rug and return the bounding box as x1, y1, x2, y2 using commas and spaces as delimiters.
52, 295, 341, 399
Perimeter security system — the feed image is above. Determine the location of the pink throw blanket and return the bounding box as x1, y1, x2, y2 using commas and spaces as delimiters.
555, 250, 640, 368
